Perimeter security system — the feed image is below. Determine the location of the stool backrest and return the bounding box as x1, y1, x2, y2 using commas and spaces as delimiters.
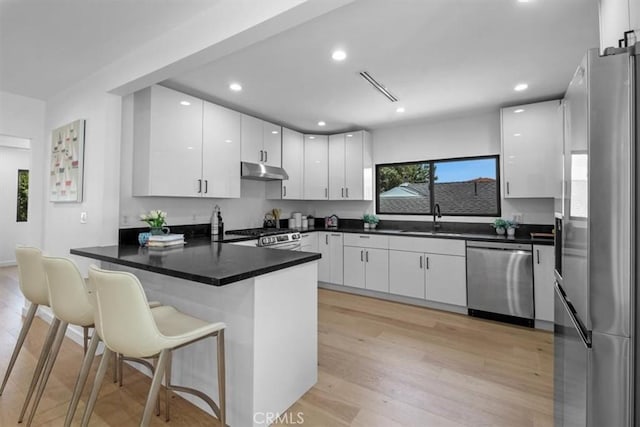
43, 257, 94, 327
15, 246, 49, 306
88, 266, 162, 358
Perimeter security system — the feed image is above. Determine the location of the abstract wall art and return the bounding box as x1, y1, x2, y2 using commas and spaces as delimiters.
49, 119, 86, 202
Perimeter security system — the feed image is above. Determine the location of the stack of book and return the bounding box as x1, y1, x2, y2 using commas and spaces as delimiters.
147, 234, 185, 249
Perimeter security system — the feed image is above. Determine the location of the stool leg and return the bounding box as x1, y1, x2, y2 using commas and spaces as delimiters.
217, 330, 226, 427
25, 321, 68, 426
18, 317, 60, 423
141, 349, 168, 427
165, 351, 172, 421
152, 356, 160, 416
0, 302, 38, 396
118, 353, 123, 386
64, 331, 99, 427
80, 347, 113, 427
82, 327, 89, 354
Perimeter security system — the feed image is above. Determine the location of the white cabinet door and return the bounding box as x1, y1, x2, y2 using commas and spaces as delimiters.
389, 250, 425, 298
318, 232, 343, 284
631, 0, 640, 31
533, 245, 555, 322
328, 134, 345, 200
300, 232, 318, 253
344, 131, 364, 200
425, 253, 466, 307
240, 114, 263, 163
303, 135, 328, 200
343, 246, 365, 289
502, 100, 563, 198
143, 85, 203, 197
365, 248, 389, 293
202, 102, 241, 198
281, 128, 304, 199
598, 0, 632, 52
263, 121, 282, 167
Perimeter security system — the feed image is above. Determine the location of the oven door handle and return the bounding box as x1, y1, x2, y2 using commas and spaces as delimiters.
268, 242, 301, 251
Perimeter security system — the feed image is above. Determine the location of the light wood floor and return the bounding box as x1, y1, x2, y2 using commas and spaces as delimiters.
0, 266, 553, 426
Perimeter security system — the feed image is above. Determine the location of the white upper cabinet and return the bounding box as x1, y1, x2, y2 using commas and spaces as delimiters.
267, 127, 303, 200
202, 102, 241, 198
240, 114, 282, 167
501, 100, 563, 198
303, 135, 329, 200
328, 131, 372, 200
598, 0, 638, 52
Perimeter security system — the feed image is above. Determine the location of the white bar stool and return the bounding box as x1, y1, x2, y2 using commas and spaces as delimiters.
83, 265, 227, 427
1, 247, 63, 423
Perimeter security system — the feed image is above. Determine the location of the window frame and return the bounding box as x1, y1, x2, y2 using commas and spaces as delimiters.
375, 154, 501, 217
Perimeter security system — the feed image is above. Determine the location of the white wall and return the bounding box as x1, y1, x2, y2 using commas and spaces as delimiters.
0, 145, 30, 265
0, 91, 46, 257
371, 110, 555, 225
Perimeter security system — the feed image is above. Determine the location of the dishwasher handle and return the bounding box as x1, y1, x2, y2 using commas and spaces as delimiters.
466, 241, 532, 252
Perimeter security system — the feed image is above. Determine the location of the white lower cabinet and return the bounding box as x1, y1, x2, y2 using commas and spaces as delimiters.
343, 247, 389, 292
318, 232, 343, 285
388, 237, 467, 308
300, 232, 318, 253
424, 253, 467, 306
533, 245, 555, 322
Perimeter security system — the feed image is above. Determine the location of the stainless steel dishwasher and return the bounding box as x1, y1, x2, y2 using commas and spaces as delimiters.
466, 241, 534, 327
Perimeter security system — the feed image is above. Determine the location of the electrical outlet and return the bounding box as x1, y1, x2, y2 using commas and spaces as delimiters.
192, 214, 197, 222
513, 213, 523, 223
80, 212, 88, 224
122, 215, 129, 225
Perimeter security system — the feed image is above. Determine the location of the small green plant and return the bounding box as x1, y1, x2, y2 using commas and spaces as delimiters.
363, 214, 379, 224
491, 218, 508, 229
140, 210, 167, 228
505, 219, 519, 229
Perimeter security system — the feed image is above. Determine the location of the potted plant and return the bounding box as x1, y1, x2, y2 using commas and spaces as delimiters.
363, 214, 380, 229
140, 210, 170, 235
491, 218, 508, 235
505, 219, 519, 237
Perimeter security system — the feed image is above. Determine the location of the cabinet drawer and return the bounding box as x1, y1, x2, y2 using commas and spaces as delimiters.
343, 233, 389, 249
388, 236, 465, 256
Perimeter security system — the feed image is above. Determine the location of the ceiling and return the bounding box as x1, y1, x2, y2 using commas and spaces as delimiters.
0, 0, 218, 100
165, 0, 599, 133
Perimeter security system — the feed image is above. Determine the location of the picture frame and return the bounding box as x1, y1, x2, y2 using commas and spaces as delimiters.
49, 119, 86, 202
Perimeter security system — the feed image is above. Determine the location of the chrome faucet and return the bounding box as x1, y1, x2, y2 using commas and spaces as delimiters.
433, 203, 442, 230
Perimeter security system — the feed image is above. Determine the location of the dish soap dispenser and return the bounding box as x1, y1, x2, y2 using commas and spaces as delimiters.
211, 205, 220, 236
217, 209, 224, 236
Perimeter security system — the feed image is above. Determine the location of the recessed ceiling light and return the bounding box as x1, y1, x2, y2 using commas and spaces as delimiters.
180, 101, 191, 106
346, 134, 353, 138
224, 139, 232, 143
514, 108, 525, 113
513, 133, 521, 137
187, 146, 194, 150
309, 136, 316, 140
396, 107, 405, 113
518, 0, 530, 3
229, 82, 242, 91
514, 83, 528, 91
271, 130, 279, 134
331, 50, 347, 61
318, 121, 326, 127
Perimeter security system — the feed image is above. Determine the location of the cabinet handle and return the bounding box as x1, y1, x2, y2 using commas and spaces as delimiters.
537, 249, 540, 264
265, 150, 268, 163
260, 150, 264, 162
331, 234, 340, 237
283, 185, 287, 197
506, 181, 510, 195
359, 235, 370, 239
197, 179, 202, 193
325, 188, 328, 198
426, 256, 429, 270
346, 188, 349, 198
326, 235, 328, 245
204, 180, 208, 194
361, 250, 364, 262
365, 251, 369, 262
419, 256, 423, 269
341, 188, 344, 198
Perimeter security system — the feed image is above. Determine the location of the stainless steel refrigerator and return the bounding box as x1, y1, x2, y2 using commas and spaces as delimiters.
554, 44, 639, 427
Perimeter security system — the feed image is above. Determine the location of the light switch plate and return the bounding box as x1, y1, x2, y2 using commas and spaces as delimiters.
80, 212, 87, 224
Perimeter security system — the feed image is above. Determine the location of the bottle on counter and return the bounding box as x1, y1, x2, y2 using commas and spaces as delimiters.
211, 205, 220, 236
217, 210, 224, 236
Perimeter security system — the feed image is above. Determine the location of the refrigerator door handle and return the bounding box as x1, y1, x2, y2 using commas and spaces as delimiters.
555, 282, 591, 349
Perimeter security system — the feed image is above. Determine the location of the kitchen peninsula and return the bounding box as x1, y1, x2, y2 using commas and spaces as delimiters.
71, 240, 321, 427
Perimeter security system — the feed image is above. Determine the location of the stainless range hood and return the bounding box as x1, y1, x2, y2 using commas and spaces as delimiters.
241, 162, 289, 181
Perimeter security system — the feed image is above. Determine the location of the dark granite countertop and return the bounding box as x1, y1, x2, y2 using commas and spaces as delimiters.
280, 226, 554, 246
71, 238, 321, 286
